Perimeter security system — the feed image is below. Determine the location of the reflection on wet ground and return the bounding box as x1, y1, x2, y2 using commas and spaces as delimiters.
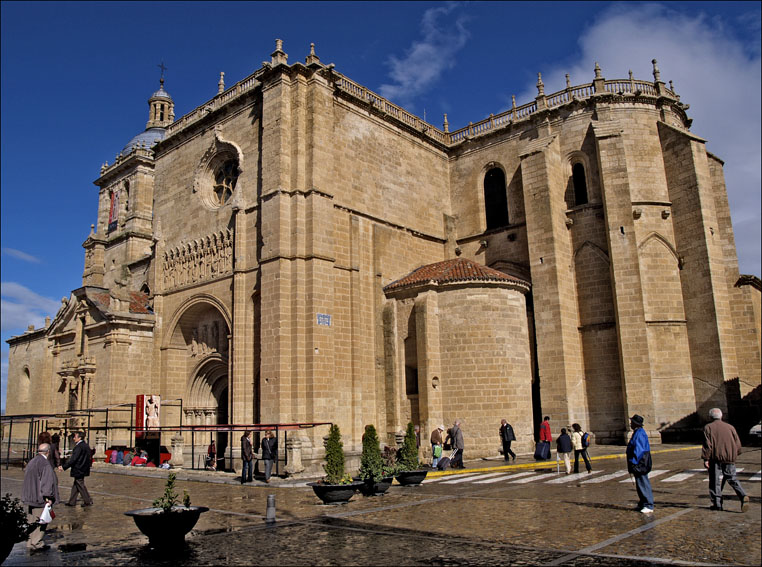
1, 444, 759, 566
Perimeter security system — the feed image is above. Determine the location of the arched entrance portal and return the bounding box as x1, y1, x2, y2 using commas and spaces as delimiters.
188, 355, 229, 461
166, 297, 231, 468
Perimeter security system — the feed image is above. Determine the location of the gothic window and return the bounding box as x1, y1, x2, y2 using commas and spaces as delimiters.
572, 162, 588, 206
405, 366, 419, 396
213, 159, 238, 206
484, 167, 509, 230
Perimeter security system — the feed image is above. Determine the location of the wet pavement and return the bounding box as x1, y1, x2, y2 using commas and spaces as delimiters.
1, 444, 759, 566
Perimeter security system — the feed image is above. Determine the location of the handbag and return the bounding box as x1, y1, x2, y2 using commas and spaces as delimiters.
433, 445, 442, 458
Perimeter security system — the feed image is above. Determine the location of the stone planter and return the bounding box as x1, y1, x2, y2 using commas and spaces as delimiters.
357, 476, 394, 496
124, 506, 209, 546
307, 481, 363, 504
395, 469, 428, 486
1, 537, 16, 565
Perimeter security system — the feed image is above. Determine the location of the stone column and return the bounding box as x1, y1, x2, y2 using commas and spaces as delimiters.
94, 433, 107, 460
169, 434, 185, 468
284, 435, 305, 475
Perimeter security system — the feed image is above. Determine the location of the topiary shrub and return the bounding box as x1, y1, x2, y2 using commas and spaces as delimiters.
323, 424, 352, 484
358, 425, 384, 483
398, 422, 421, 471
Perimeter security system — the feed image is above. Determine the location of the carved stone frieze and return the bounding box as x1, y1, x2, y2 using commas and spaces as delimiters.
162, 229, 233, 290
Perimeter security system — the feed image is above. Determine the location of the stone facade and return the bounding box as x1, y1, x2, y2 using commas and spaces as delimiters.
6, 43, 761, 471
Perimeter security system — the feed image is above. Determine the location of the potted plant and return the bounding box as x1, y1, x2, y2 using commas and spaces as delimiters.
357, 425, 393, 496
124, 472, 208, 546
1, 493, 29, 563
308, 424, 363, 504
395, 422, 429, 486
382, 445, 400, 478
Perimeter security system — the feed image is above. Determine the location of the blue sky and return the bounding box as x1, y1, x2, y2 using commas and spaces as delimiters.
2, 1, 760, 412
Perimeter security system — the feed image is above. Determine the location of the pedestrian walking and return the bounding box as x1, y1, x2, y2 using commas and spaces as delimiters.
571, 423, 592, 474
414, 424, 423, 462
535, 415, 552, 460
50, 433, 62, 468
430, 425, 444, 469
702, 408, 749, 512
59, 431, 93, 507
206, 440, 217, 470
450, 420, 465, 469
261, 430, 278, 483
240, 430, 253, 484
556, 427, 573, 474
499, 419, 516, 461
22, 443, 59, 551
37, 432, 60, 470
626, 414, 654, 514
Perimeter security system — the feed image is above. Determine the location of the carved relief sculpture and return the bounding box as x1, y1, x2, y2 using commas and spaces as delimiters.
162, 228, 233, 291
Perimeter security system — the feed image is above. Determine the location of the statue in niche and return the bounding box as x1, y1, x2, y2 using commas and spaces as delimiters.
200, 324, 208, 354
191, 328, 198, 356
211, 321, 219, 353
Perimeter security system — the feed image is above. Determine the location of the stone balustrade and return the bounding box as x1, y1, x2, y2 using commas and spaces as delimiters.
107, 59, 682, 173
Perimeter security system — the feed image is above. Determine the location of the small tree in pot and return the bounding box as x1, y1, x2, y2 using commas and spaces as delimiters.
309, 423, 362, 504
124, 472, 208, 547
395, 422, 428, 486
357, 425, 392, 496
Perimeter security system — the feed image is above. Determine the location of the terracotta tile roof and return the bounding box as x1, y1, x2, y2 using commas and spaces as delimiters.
384, 258, 529, 292
128, 291, 152, 314
89, 291, 111, 312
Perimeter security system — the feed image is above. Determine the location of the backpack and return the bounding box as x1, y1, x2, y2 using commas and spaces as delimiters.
582, 432, 591, 448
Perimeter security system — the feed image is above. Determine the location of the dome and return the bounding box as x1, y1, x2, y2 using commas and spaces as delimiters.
150, 85, 172, 100
121, 127, 166, 155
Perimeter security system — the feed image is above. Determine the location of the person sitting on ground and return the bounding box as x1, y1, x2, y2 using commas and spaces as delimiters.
123, 448, 134, 465
130, 451, 148, 467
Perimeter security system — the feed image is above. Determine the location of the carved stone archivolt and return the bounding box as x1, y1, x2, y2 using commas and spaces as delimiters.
162, 229, 233, 290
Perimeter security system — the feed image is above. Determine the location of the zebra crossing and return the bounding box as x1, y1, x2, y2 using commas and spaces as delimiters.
424, 467, 761, 487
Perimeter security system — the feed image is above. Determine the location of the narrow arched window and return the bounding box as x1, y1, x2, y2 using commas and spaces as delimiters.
20, 367, 31, 403
484, 167, 509, 229
572, 163, 588, 206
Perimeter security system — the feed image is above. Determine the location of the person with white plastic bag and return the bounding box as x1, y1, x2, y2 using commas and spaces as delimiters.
22, 443, 60, 551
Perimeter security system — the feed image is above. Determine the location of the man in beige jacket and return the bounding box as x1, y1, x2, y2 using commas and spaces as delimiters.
702, 408, 748, 512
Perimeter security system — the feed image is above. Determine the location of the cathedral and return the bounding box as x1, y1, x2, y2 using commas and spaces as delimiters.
6, 40, 760, 472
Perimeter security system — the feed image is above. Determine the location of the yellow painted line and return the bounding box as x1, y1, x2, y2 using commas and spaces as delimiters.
425, 445, 701, 479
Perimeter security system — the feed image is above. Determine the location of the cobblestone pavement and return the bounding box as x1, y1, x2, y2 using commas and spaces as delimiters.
2, 444, 759, 566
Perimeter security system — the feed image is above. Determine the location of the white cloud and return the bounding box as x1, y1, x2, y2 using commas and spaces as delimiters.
515, 3, 761, 276
378, 2, 470, 108
1, 282, 61, 332
2, 248, 41, 263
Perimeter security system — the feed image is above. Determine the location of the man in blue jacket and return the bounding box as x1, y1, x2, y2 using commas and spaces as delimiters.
626, 414, 653, 514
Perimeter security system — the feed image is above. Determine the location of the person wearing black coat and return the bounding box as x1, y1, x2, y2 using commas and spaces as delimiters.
556, 428, 573, 474
261, 430, 277, 483
241, 431, 253, 484
499, 419, 516, 461
59, 431, 93, 506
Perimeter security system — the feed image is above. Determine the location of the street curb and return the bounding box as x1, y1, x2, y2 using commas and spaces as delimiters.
425, 445, 702, 478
